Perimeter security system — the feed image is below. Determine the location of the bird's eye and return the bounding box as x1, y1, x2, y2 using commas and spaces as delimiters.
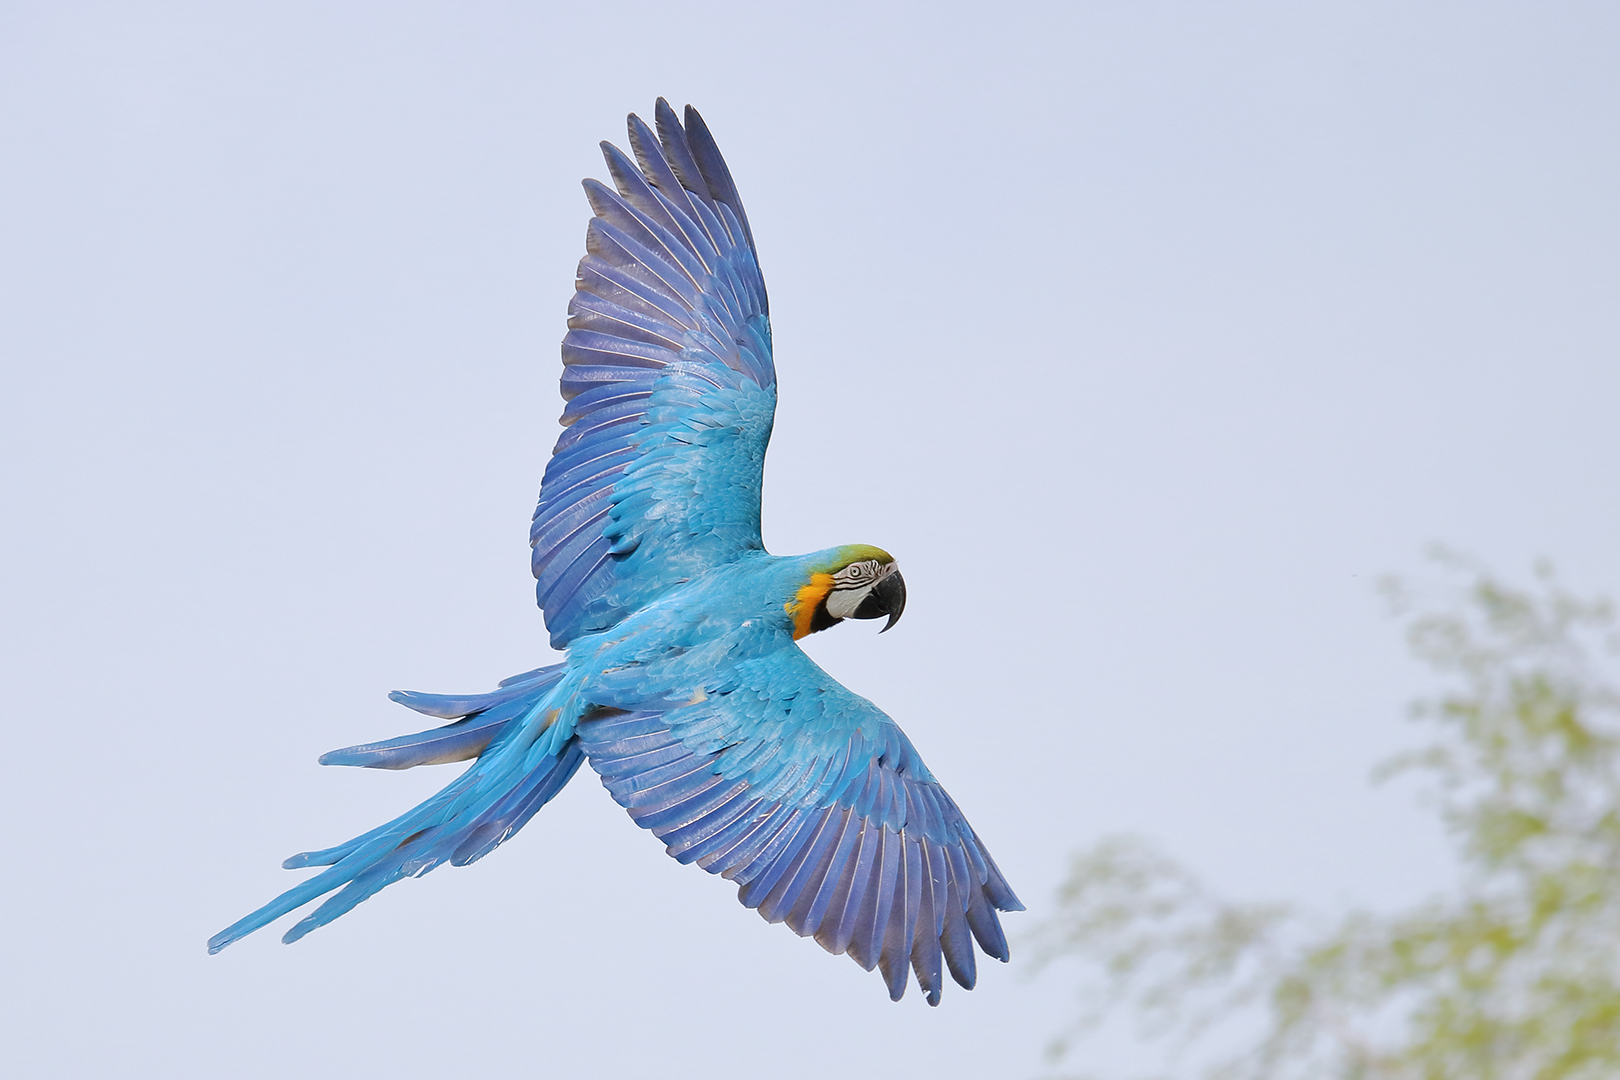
843, 560, 880, 583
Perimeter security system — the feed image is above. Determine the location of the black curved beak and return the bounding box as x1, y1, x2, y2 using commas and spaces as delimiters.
852, 569, 907, 632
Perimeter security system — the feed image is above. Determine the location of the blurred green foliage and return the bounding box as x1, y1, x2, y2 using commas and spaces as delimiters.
1028, 556, 1620, 1079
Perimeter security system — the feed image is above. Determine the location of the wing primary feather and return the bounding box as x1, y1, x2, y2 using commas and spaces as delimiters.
557, 380, 654, 427
877, 836, 916, 1001
910, 841, 944, 1005
926, 840, 950, 939
776, 807, 851, 934
844, 827, 888, 970
586, 166, 710, 284
901, 838, 925, 985
940, 875, 978, 990
851, 761, 883, 820
594, 727, 688, 771
647, 185, 725, 268
737, 811, 819, 906
706, 802, 792, 875
680, 197, 737, 282
575, 255, 694, 330
561, 329, 676, 370
529, 494, 614, 566
530, 505, 613, 580
677, 798, 768, 865
975, 839, 1026, 912
594, 739, 690, 783
727, 806, 808, 887
631, 772, 735, 829
713, 198, 753, 254
531, 453, 632, 526
653, 97, 714, 207
956, 823, 991, 883
532, 494, 616, 566
558, 363, 655, 402
875, 771, 906, 830
753, 809, 838, 923
619, 760, 718, 812
965, 884, 1010, 963
600, 138, 701, 265
625, 118, 723, 269
869, 827, 903, 967
540, 436, 640, 495
551, 402, 648, 455
535, 534, 612, 612
904, 783, 940, 843
796, 808, 863, 941
944, 843, 974, 910
683, 105, 757, 258
585, 219, 700, 308
660, 787, 757, 859
649, 779, 753, 837
816, 819, 878, 957
567, 290, 686, 352
626, 113, 686, 200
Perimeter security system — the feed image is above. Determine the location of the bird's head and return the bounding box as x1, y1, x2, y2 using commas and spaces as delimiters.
785, 544, 907, 640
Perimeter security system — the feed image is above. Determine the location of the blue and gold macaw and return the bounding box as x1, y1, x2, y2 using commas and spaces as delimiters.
210, 100, 1021, 1005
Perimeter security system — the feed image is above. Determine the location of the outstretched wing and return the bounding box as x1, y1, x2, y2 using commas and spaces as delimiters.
575, 650, 1023, 1006
534, 100, 775, 649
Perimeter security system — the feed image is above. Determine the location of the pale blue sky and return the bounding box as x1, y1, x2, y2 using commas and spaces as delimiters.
2, 3, 1617, 1076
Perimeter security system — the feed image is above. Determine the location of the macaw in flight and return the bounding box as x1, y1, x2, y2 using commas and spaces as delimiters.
210, 100, 1022, 1005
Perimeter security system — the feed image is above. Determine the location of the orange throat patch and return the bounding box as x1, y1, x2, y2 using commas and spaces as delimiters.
786, 573, 836, 640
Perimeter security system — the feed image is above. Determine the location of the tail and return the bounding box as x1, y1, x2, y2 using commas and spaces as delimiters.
208, 663, 582, 953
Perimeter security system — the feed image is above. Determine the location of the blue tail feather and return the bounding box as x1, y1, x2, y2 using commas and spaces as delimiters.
450, 745, 586, 866
208, 667, 580, 954
389, 661, 565, 717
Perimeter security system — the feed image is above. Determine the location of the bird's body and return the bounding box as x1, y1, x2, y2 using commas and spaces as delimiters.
211, 101, 1021, 1004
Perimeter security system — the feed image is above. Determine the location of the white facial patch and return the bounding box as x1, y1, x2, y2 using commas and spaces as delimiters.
824, 584, 872, 620
825, 559, 888, 619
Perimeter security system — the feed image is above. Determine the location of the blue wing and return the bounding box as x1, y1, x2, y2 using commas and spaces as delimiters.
575, 650, 1023, 1006
534, 100, 775, 648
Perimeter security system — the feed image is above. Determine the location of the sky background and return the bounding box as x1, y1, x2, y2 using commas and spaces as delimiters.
2, 2, 1617, 1076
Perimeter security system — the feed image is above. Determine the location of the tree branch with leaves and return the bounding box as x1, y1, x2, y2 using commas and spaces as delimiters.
1028, 555, 1620, 1080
